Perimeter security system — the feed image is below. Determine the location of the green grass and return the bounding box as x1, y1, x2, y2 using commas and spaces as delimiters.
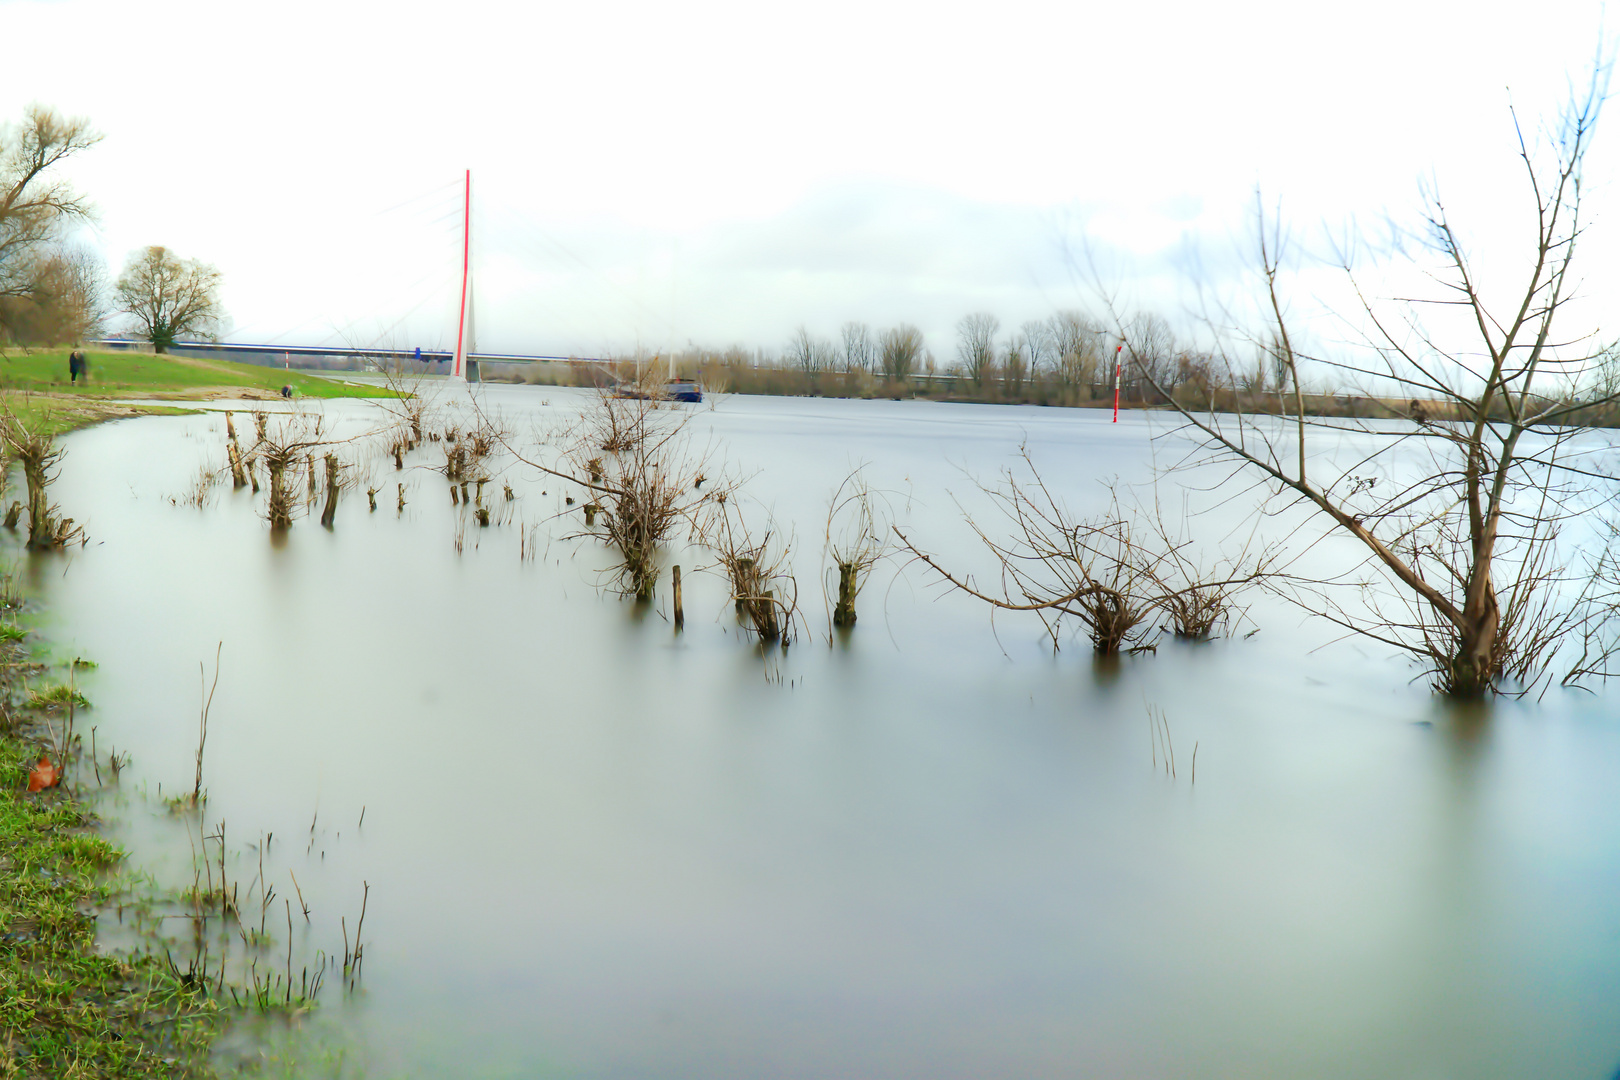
1, 730, 221, 1076
26, 682, 89, 709
0, 348, 394, 401
13, 398, 196, 440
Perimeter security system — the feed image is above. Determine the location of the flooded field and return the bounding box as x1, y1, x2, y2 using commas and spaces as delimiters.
18, 384, 1620, 1078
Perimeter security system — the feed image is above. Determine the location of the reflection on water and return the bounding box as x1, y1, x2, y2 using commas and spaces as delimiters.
22, 386, 1620, 1078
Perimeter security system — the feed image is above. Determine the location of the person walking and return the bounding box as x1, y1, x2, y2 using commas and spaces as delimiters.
68, 349, 84, 384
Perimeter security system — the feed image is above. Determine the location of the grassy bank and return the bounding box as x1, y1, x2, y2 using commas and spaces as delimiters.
0, 403, 341, 1077
0, 631, 220, 1076
0, 349, 394, 402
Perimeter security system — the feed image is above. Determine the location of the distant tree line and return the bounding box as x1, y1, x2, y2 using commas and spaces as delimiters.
512, 309, 1323, 410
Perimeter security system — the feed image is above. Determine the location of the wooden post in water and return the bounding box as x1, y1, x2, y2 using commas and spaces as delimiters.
306, 454, 317, 497
584, 503, 597, 526
672, 565, 684, 629
319, 454, 339, 528
397, 483, 406, 514
366, 486, 378, 512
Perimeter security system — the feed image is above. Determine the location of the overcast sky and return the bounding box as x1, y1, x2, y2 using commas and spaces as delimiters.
2, 0, 1614, 362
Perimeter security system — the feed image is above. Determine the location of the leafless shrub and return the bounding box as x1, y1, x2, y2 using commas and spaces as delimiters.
496, 391, 715, 601
702, 494, 799, 643
898, 451, 1272, 654
254, 411, 328, 530
0, 402, 83, 548
822, 468, 891, 631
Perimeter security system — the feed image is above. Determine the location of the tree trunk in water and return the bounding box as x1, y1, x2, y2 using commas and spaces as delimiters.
1447, 583, 1500, 698
735, 558, 754, 614
752, 589, 780, 640
226, 439, 247, 488
24, 463, 50, 549
320, 454, 339, 528
267, 460, 292, 529
833, 562, 858, 627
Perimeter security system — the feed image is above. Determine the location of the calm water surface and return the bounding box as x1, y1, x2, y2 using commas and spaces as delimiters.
20, 385, 1620, 1078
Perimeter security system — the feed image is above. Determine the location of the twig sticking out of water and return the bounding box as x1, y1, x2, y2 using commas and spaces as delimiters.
194, 642, 221, 806
1147, 703, 1175, 779
290, 869, 310, 922
342, 881, 369, 993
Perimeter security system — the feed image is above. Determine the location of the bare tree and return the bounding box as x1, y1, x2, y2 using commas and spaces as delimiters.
956, 313, 1000, 389
1001, 335, 1028, 396
840, 321, 874, 374
1020, 320, 1052, 377
786, 326, 837, 376
1124, 312, 1176, 400
879, 324, 923, 383
0, 107, 100, 313
1048, 311, 1107, 396
114, 246, 224, 353
1120, 67, 1620, 696
0, 243, 106, 345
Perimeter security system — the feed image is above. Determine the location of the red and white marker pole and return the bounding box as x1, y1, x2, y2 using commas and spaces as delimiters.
1112, 343, 1123, 423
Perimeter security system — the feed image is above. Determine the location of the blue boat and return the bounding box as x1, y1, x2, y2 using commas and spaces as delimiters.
665, 379, 703, 403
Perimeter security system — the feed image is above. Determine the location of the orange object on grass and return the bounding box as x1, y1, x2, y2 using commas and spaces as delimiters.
27, 754, 60, 792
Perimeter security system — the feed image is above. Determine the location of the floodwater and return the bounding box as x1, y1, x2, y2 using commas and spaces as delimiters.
18, 385, 1620, 1078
